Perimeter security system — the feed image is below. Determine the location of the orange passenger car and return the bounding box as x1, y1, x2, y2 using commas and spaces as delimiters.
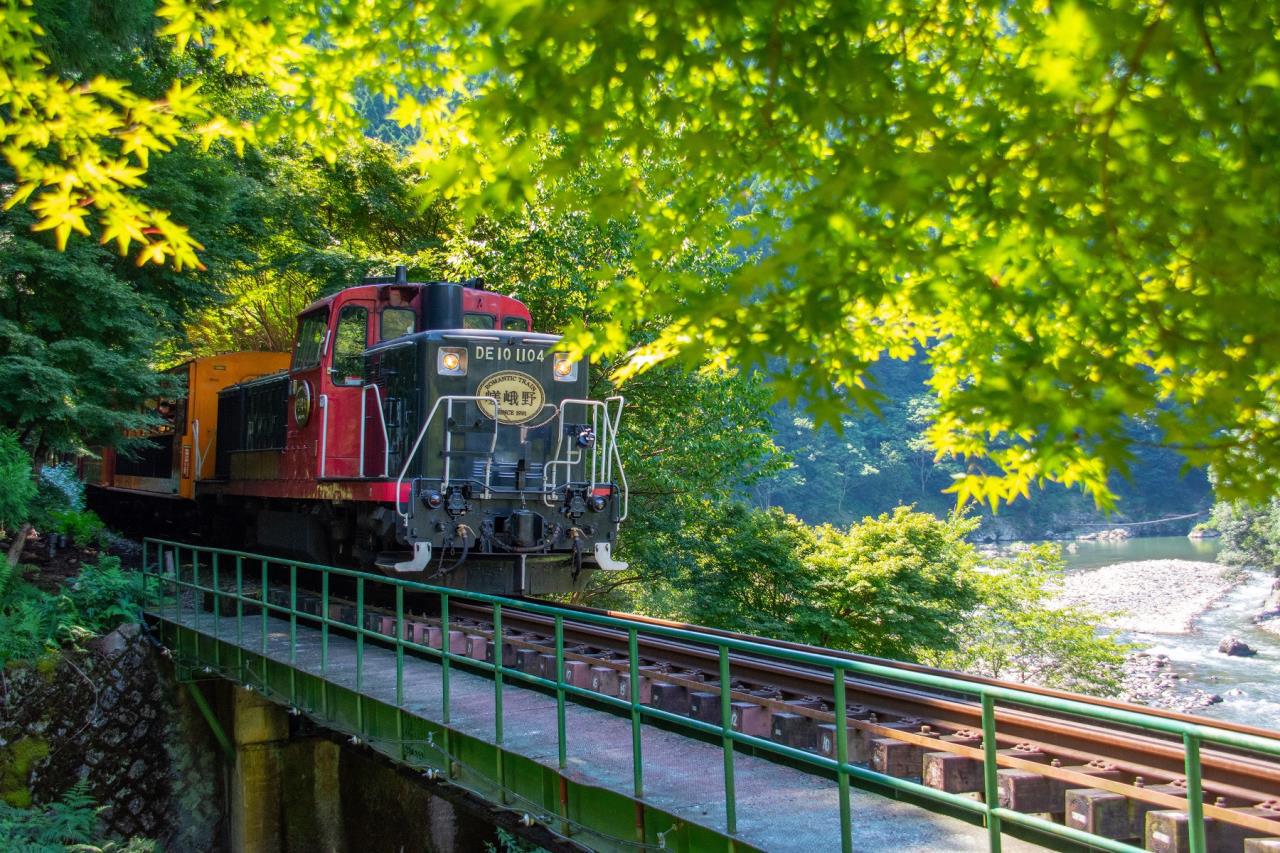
91, 353, 290, 500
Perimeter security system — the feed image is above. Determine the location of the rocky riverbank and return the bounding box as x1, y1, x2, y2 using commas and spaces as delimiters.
1054, 559, 1237, 634
1118, 651, 1228, 713
1052, 559, 1241, 712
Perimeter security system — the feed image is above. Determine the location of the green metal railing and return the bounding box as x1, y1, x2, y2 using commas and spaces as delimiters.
141, 538, 1280, 852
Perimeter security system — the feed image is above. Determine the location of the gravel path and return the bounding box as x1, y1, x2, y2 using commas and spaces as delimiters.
1053, 559, 1236, 634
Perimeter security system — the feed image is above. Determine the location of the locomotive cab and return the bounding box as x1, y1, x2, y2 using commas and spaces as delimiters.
363, 279, 627, 594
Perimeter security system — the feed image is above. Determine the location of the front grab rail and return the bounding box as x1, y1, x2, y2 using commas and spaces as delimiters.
393, 394, 502, 521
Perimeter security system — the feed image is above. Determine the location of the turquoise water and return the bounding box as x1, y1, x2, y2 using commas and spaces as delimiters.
1059, 535, 1222, 571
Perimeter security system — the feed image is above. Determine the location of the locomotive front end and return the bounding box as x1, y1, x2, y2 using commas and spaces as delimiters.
365, 289, 626, 594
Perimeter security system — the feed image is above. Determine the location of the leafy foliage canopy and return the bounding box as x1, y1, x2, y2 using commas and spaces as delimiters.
4, 0, 1278, 506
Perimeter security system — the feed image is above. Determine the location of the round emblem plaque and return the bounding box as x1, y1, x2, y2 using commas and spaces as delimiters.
476, 371, 546, 425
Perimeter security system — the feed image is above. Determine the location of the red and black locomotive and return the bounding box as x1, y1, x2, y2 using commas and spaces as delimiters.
90, 267, 627, 595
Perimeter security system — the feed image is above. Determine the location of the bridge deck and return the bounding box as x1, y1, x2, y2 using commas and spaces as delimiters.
162, 608, 1040, 852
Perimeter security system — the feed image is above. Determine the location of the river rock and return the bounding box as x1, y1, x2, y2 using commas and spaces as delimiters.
1217, 636, 1258, 657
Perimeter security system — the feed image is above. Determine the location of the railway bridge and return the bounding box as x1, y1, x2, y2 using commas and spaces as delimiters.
140, 538, 1280, 852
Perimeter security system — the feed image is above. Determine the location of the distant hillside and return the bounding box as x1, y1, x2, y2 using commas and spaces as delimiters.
756, 357, 1212, 541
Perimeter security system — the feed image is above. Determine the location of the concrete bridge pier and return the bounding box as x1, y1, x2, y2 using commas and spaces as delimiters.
230, 686, 289, 853
217, 682, 491, 853
227, 685, 348, 853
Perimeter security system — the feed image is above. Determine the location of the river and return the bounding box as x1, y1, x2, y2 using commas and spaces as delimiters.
1052, 536, 1280, 730
1060, 534, 1223, 571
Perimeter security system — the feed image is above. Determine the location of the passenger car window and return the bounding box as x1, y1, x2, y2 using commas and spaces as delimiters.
381, 307, 415, 340
293, 309, 329, 369
502, 316, 530, 331
332, 305, 369, 385
463, 312, 495, 329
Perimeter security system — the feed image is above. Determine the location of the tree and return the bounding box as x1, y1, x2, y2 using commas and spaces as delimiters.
175, 139, 453, 358
1210, 499, 1280, 573
0, 429, 36, 567
4, 1, 1278, 508
807, 507, 984, 661
758, 357, 1213, 539
622, 500, 823, 641
928, 545, 1130, 695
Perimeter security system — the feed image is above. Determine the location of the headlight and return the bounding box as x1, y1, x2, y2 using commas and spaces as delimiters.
438, 347, 467, 376
553, 352, 579, 382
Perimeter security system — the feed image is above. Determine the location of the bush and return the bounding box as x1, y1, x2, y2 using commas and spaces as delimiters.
38, 463, 85, 512
0, 575, 58, 666
29, 463, 95, 540
47, 508, 106, 548
0, 557, 147, 666
0, 430, 36, 536
0, 780, 156, 852
805, 507, 984, 660
61, 556, 141, 636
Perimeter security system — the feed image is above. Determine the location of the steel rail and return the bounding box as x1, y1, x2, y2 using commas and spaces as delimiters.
518, 595, 1280, 745
448, 601, 1280, 805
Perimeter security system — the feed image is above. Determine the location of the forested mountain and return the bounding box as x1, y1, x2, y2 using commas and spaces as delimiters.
756, 357, 1213, 540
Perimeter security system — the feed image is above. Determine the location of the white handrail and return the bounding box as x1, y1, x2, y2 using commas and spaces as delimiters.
191, 419, 213, 481
542, 396, 628, 521
359, 384, 391, 478
394, 394, 502, 522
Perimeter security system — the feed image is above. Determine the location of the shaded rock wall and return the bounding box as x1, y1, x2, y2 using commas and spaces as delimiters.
0, 625, 224, 849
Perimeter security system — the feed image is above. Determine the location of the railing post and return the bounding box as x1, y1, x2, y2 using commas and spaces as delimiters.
356, 576, 365, 734
395, 583, 406, 762
1184, 733, 1207, 853
141, 540, 149, 612
441, 592, 453, 779
289, 565, 298, 665
212, 551, 221, 671
494, 602, 506, 804
555, 614, 569, 836
289, 563, 298, 704
191, 547, 199, 633
441, 593, 451, 723
834, 667, 852, 853
171, 545, 179, 624
320, 570, 329, 720
355, 571, 366, 691
719, 645, 736, 837
555, 616, 567, 770
260, 559, 268, 658
235, 555, 243, 681
981, 693, 1003, 853
628, 627, 644, 843
212, 552, 220, 643
628, 627, 643, 796
395, 585, 405, 707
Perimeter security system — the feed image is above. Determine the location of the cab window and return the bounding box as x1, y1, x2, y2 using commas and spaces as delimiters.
293, 309, 329, 369
502, 316, 529, 332
381, 307, 415, 340
463, 312, 495, 330
331, 305, 369, 385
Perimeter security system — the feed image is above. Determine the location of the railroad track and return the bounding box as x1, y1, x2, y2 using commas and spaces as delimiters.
223, 581, 1280, 851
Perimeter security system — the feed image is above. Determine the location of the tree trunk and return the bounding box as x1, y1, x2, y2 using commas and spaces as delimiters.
6, 522, 32, 567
